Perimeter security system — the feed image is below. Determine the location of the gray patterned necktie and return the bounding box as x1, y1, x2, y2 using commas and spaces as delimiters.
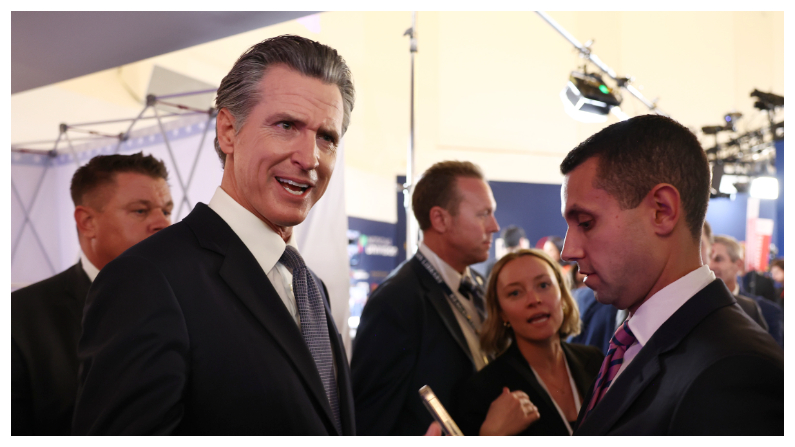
279, 246, 342, 434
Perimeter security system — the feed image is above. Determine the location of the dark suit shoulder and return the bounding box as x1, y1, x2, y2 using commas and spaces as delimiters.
12, 263, 87, 305
119, 219, 203, 265
672, 353, 783, 435
359, 259, 428, 315
687, 302, 782, 363
374, 258, 424, 292
12, 263, 89, 338
734, 294, 768, 330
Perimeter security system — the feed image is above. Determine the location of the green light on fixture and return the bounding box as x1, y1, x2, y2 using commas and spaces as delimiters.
599, 84, 610, 94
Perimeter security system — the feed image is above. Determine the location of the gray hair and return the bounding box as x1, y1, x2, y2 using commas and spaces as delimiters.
213, 34, 355, 166
713, 235, 743, 263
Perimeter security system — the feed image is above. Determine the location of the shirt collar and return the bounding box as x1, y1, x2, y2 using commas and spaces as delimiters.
80, 251, 100, 282
627, 264, 715, 347
418, 242, 471, 291
208, 186, 290, 273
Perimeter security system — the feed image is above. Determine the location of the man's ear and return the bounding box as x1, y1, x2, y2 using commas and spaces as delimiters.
428, 206, 452, 234
216, 108, 237, 156
74, 206, 96, 239
735, 258, 746, 275
647, 183, 680, 237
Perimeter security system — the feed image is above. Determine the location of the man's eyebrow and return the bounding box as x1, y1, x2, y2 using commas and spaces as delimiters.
564, 204, 592, 220
265, 112, 340, 144
266, 112, 303, 125
126, 199, 174, 208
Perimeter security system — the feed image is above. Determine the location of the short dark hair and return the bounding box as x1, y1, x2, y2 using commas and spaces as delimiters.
70, 152, 168, 208
501, 225, 526, 248
770, 258, 783, 271
560, 114, 710, 241
412, 161, 484, 231
213, 34, 356, 167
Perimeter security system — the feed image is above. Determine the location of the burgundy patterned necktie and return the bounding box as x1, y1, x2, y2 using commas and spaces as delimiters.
582, 319, 637, 422
279, 246, 342, 434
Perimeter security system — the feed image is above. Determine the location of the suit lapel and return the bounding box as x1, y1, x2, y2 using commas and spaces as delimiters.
502, 344, 567, 429
576, 351, 661, 433
69, 262, 92, 306
575, 280, 735, 434
562, 343, 600, 398
67, 262, 93, 326
185, 204, 339, 434
410, 256, 475, 365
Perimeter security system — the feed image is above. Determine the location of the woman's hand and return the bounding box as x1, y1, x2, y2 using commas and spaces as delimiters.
479, 387, 540, 436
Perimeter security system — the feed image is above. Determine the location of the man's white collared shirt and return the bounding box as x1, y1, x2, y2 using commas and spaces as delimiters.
79, 252, 100, 282
613, 265, 715, 385
208, 187, 300, 327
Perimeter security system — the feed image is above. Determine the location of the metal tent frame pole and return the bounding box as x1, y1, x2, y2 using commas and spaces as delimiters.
10, 131, 64, 276
176, 111, 216, 220
403, 11, 419, 260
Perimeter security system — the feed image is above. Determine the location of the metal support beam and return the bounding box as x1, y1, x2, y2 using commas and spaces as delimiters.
153, 104, 192, 215
403, 11, 419, 260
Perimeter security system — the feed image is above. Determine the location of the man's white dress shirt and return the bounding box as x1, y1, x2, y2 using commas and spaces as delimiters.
612, 265, 716, 386
80, 252, 100, 282
209, 187, 300, 327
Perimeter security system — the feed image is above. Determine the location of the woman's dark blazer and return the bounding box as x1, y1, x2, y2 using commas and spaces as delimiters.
454, 341, 603, 436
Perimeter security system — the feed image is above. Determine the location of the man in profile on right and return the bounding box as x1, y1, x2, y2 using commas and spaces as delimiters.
560, 114, 783, 435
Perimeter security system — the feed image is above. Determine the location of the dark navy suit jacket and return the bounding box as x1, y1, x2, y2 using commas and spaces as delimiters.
73, 204, 355, 435
574, 280, 783, 435
351, 255, 482, 435
12, 262, 91, 435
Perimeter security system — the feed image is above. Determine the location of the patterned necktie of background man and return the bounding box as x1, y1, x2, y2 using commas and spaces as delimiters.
459, 275, 487, 321
279, 246, 342, 434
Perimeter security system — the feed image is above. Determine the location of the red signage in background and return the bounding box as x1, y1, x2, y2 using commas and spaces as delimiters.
745, 217, 774, 273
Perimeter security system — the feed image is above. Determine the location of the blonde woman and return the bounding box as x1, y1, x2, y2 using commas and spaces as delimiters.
455, 249, 603, 435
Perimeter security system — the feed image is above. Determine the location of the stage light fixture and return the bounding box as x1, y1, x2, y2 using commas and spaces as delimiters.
560, 71, 622, 123
718, 174, 751, 195
718, 176, 738, 195
751, 89, 784, 111
749, 176, 779, 200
